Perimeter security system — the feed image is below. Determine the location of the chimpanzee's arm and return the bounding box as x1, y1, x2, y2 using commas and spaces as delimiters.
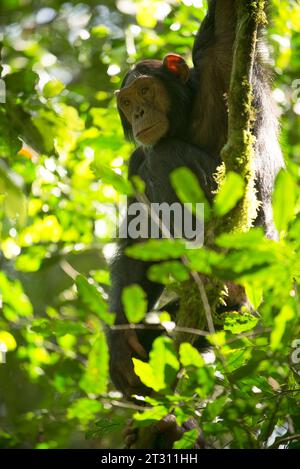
109, 147, 165, 325
191, 0, 237, 154
108, 147, 165, 397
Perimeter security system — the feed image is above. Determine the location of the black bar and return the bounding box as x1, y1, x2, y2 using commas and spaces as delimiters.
0, 448, 294, 467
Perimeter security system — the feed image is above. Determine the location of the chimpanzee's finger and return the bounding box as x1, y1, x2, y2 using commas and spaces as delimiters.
126, 330, 148, 359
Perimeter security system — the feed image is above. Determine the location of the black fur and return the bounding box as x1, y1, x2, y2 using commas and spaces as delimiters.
108, 140, 219, 397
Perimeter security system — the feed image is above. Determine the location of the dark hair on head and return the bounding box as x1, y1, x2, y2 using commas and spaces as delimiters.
118, 60, 195, 144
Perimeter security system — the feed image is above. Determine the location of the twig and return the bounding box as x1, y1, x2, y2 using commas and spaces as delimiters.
60, 259, 80, 280
268, 433, 300, 449
110, 323, 209, 337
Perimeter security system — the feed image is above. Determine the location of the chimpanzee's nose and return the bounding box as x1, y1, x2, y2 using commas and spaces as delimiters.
134, 107, 145, 119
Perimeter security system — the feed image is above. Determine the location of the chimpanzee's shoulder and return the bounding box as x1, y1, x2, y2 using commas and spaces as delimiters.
128, 147, 146, 177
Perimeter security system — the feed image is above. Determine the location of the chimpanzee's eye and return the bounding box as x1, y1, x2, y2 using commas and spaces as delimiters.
141, 87, 149, 95
122, 99, 131, 107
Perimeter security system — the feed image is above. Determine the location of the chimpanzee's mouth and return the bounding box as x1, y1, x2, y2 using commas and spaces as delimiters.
136, 122, 160, 138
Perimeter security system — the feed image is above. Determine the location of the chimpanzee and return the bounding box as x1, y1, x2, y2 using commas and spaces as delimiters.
108, 0, 284, 399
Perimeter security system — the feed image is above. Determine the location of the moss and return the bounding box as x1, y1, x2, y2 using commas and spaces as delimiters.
174, 277, 224, 344
219, 0, 265, 233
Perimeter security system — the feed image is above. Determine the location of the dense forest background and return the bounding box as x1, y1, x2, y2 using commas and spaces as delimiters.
0, 0, 300, 449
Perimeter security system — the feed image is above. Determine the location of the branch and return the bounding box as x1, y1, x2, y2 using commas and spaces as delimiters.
220, 0, 267, 231
268, 433, 300, 449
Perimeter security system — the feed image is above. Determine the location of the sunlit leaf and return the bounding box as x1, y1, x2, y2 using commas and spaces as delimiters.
93, 163, 133, 196
0, 272, 33, 319
133, 337, 180, 392
126, 239, 186, 261
148, 261, 189, 285
43, 79, 65, 98
179, 343, 205, 368
0, 331, 17, 351
273, 170, 297, 236
80, 332, 109, 395
122, 284, 147, 323
76, 275, 115, 326
270, 304, 295, 350
214, 171, 244, 217
171, 167, 210, 220
224, 312, 258, 334
133, 406, 169, 424
244, 282, 263, 310
216, 228, 266, 249
67, 398, 102, 424
0, 162, 27, 225
173, 428, 199, 449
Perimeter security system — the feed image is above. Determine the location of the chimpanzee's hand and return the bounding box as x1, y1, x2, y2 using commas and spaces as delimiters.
108, 329, 149, 399
124, 415, 206, 449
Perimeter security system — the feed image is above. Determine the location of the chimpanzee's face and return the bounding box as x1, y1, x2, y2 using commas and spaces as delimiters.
116, 75, 171, 145
116, 54, 190, 146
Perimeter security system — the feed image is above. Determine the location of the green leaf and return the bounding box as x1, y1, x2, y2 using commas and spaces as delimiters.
186, 248, 224, 275
148, 261, 189, 285
31, 319, 87, 337
132, 360, 155, 390
0, 331, 17, 351
133, 406, 169, 424
43, 79, 65, 98
133, 337, 180, 392
173, 428, 199, 449
0, 272, 33, 320
224, 312, 258, 334
179, 343, 205, 368
131, 175, 146, 194
0, 108, 23, 158
216, 228, 265, 249
122, 284, 147, 323
230, 351, 267, 382
214, 171, 245, 217
202, 395, 227, 421
170, 167, 210, 220
92, 163, 133, 195
225, 349, 251, 373
126, 239, 186, 261
136, 2, 158, 28
80, 332, 109, 395
5, 70, 38, 96
76, 275, 114, 326
0, 162, 27, 225
270, 304, 295, 350
86, 417, 124, 439
273, 170, 297, 236
91, 25, 110, 38
244, 282, 263, 310
67, 398, 102, 424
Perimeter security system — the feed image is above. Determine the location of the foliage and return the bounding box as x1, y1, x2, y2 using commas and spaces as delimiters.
0, 0, 300, 450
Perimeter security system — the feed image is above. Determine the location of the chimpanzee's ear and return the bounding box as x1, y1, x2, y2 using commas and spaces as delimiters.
163, 54, 190, 83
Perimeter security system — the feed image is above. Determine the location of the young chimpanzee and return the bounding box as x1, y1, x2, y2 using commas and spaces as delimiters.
110, 60, 221, 397
108, 0, 284, 399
